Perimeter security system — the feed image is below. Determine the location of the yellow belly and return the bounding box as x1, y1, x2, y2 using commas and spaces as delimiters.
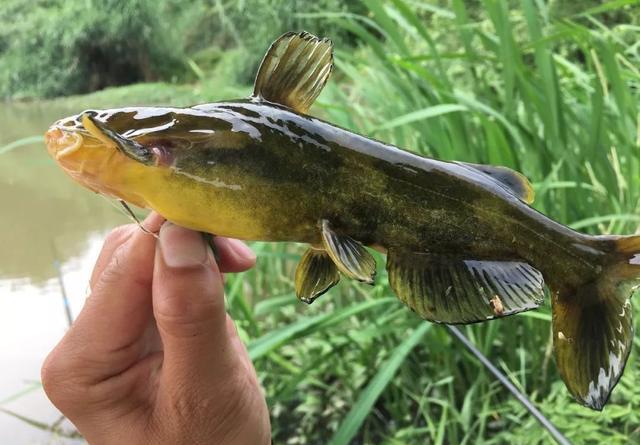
114, 161, 269, 240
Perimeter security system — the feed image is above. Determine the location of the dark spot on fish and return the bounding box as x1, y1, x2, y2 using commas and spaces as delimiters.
220, 104, 262, 119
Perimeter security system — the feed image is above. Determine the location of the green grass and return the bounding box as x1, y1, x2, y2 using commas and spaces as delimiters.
5, 1, 640, 444
233, 2, 640, 444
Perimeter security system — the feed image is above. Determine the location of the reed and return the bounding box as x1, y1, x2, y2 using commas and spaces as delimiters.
230, 1, 640, 444
4, 1, 639, 443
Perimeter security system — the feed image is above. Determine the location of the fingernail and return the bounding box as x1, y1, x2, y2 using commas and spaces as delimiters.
227, 238, 256, 262
159, 222, 209, 268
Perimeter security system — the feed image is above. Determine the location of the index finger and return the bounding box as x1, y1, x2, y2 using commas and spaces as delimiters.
90, 212, 165, 288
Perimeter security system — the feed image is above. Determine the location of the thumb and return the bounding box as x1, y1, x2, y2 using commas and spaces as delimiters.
152, 222, 235, 381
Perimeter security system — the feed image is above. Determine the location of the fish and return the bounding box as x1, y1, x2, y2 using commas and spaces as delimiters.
45, 31, 639, 411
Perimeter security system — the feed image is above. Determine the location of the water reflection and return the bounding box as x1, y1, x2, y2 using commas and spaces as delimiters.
0, 102, 130, 444
0, 102, 128, 283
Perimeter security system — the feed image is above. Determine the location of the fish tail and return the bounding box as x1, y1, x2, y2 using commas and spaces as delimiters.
551, 234, 640, 410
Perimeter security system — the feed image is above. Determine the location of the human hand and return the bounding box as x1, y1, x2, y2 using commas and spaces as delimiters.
41, 213, 270, 445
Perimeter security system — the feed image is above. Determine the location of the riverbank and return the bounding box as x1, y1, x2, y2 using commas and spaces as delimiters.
3, 1, 640, 443
35, 79, 249, 109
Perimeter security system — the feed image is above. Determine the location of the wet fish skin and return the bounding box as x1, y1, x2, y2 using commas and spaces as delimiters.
45, 31, 640, 411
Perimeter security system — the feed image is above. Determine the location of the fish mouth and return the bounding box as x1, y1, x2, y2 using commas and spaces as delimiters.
45, 127, 85, 160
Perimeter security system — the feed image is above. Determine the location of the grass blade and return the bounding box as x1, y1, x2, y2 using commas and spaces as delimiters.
248, 298, 395, 360
0, 135, 43, 155
372, 104, 468, 132
328, 323, 431, 445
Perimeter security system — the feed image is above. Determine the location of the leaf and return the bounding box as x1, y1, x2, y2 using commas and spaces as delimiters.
248, 298, 395, 360
569, 214, 640, 230
0, 408, 82, 439
328, 323, 431, 445
373, 104, 468, 132
253, 293, 297, 317
0, 135, 43, 155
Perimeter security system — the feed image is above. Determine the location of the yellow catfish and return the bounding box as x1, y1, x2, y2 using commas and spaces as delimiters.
45, 31, 640, 410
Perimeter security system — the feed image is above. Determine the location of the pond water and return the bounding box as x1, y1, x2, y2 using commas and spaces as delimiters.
0, 102, 129, 444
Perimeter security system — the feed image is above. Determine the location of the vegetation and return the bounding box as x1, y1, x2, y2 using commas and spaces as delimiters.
0, 0, 362, 99
236, 3, 640, 443
0, 0, 183, 98
3, 0, 640, 444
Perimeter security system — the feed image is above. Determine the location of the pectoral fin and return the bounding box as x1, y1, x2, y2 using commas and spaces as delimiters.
460, 162, 535, 204
295, 248, 340, 304
386, 249, 544, 323
81, 112, 153, 165
252, 31, 333, 113
320, 220, 376, 283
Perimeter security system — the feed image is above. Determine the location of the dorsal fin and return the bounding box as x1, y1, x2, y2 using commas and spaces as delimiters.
460, 162, 535, 204
252, 31, 333, 114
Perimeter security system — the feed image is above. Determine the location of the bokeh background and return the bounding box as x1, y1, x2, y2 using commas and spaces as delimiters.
1, 0, 640, 443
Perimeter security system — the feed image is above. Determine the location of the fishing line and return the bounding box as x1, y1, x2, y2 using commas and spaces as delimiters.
445, 325, 572, 445
118, 199, 156, 236
50, 240, 73, 328
98, 194, 158, 238
118, 201, 217, 258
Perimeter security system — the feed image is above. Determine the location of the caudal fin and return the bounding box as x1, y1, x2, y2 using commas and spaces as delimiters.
552, 235, 640, 410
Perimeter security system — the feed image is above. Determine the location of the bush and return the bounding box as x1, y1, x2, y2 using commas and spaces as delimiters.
0, 0, 186, 99
0, 0, 365, 99
164, 0, 367, 84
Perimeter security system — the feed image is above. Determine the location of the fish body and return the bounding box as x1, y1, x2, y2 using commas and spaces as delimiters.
46, 31, 639, 410
50, 100, 594, 273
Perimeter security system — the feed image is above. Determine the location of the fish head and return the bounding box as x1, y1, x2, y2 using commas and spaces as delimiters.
44, 106, 247, 208
44, 108, 175, 205
46, 110, 114, 189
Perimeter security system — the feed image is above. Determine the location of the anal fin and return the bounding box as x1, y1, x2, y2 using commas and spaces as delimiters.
386, 249, 544, 324
295, 247, 340, 304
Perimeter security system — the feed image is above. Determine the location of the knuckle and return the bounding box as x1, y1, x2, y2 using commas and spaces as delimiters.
167, 373, 253, 440
40, 351, 61, 398
104, 224, 135, 247
155, 294, 223, 338
93, 240, 152, 296
154, 273, 224, 338
40, 347, 79, 409
41, 346, 128, 417
94, 242, 137, 291
100, 249, 129, 285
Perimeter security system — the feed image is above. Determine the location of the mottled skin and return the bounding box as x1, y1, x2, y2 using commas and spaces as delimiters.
46, 97, 637, 410
51, 100, 613, 294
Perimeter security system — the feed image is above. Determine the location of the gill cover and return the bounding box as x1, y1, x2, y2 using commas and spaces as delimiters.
81, 112, 154, 165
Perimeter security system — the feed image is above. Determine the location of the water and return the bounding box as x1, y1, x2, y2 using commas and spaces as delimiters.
0, 102, 129, 443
